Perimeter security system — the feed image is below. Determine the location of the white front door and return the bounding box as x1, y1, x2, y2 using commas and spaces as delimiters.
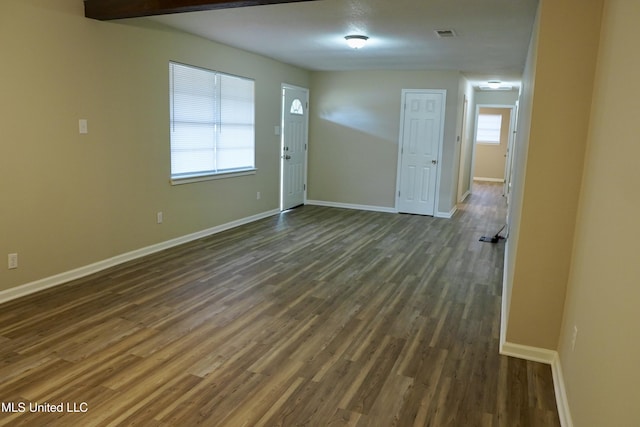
396, 90, 446, 216
281, 85, 308, 210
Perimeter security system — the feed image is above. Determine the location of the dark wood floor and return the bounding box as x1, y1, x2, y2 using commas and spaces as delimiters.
0, 182, 560, 426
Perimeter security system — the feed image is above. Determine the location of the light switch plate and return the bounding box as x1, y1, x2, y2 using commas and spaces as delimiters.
8, 253, 18, 269
79, 119, 88, 134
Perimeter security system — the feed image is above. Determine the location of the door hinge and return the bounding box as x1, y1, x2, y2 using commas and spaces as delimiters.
304, 184, 307, 191
398, 191, 401, 197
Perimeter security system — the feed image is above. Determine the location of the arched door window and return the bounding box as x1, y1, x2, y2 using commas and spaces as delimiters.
290, 99, 304, 115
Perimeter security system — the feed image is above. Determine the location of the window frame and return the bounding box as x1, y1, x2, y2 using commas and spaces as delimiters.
475, 113, 503, 145
169, 61, 256, 185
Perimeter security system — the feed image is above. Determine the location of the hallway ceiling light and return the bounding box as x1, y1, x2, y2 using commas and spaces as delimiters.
479, 80, 514, 91
345, 35, 369, 49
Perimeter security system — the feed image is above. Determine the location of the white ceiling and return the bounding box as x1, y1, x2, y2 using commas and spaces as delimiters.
148, 0, 538, 86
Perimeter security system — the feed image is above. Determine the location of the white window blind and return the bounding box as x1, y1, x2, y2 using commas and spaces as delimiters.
169, 62, 255, 179
476, 114, 502, 144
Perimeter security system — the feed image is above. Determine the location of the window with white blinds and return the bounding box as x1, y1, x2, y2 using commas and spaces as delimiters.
476, 114, 502, 144
169, 62, 255, 180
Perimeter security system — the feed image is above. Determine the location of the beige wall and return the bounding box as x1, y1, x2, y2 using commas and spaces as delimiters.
504, 0, 603, 349
474, 89, 520, 106
558, 0, 640, 424
503, 8, 538, 332
307, 70, 462, 215
473, 107, 511, 181
0, 0, 309, 291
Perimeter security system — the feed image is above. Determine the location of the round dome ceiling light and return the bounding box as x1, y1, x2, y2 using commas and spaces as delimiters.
345, 35, 369, 49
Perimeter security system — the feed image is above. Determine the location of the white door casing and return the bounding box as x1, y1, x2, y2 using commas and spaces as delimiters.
457, 95, 469, 202
396, 90, 446, 216
281, 85, 309, 211
504, 101, 518, 203
504, 101, 519, 237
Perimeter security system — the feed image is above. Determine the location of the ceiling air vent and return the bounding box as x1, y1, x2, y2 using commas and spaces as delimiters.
435, 29, 457, 38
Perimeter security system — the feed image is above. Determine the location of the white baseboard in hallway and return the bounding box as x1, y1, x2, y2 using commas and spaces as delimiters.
499, 341, 573, 427
474, 177, 505, 183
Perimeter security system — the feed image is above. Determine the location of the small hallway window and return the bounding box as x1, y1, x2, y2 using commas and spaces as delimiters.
476, 114, 502, 144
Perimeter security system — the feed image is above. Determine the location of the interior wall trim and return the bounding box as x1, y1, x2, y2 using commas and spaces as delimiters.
306, 199, 457, 219
500, 340, 556, 364
500, 238, 572, 427
436, 205, 457, 219
306, 200, 397, 214
0, 209, 280, 305
550, 352, 573, 427
473, 177, 505, 183
499, 342, 573, 427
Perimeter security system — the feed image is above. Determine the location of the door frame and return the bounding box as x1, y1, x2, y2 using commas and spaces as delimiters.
280, 83, 310, 211
395, 89, 446, 216
469, 103, 516, 193
457, 94, 470, 203
504, 100, 519, 206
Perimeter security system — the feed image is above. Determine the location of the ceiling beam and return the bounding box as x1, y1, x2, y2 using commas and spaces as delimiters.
84, 0, 321, 20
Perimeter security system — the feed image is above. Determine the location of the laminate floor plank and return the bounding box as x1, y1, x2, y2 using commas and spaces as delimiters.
0, 183, 560, 426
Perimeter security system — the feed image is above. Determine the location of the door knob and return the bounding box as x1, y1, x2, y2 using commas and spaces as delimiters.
283, 155, 291, 160
431, 160, 437, 165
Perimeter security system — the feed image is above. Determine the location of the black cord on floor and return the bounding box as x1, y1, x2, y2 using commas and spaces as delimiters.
479, 224, 506, 244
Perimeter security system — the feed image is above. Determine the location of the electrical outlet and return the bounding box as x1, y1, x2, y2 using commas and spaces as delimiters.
8, 253, 18, 269
257, 191, 261, 200
157, 212, 163, 224
571, 326, 578, 351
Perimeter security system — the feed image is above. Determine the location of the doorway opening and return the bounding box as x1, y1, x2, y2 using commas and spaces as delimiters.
470, 104, 516, 197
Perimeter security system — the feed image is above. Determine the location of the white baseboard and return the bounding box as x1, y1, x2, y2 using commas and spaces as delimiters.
500, 341, 556, 364
499, 342, 573, 427
306, 199, 456, 219
474, 177, 504, 183
436, 205, 457, 219
0, 209, 280, 305
459, 190, 471, 203
500, 238, 572, 427
306, 200, 397, 214
550, 352, 573, 427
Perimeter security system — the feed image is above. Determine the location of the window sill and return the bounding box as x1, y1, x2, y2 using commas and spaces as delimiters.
170, 168, 257, 185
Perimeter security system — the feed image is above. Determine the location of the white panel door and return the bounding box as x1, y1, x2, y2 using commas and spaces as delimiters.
281, 86, 308, 210
397, 91, 445, 216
